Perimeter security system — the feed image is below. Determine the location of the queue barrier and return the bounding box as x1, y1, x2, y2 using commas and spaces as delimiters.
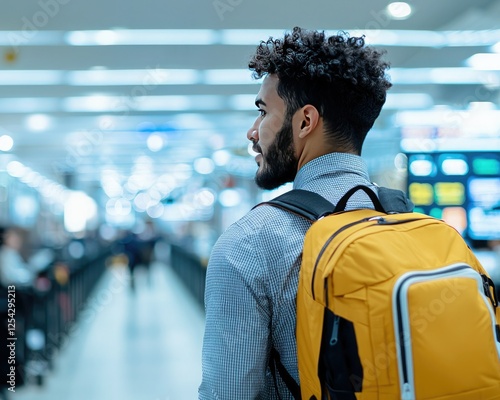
0, 244, 110, 390
170, 244, 206, 307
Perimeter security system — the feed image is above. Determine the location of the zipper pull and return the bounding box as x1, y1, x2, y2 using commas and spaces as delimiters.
401, 383, 413, 400
329, 315, 340, 346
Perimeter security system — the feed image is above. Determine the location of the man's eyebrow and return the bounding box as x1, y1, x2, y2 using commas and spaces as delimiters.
255, 98, 266, 108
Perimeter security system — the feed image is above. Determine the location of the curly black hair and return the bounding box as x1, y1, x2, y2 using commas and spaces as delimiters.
248, 27, 392, 154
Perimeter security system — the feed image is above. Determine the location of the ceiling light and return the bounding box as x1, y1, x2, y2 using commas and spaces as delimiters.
384, 93, 433, 109
220, 29, 286, 45
65, 29, 218, 46
194, 158, 215, 175
101, 179, 123, 198
359, 30, 442, 47
193, 188, 216, 208
64, 192, 97, 232
386, 2, 413, 20
146, 203, 164, 219
494, 42, 500, 53
212, 150, 231, 166
26, 114, 52, 131
66, 69, 199, 86
0, 98, 59, 113
395, 110, 500, 129
219, 189, 241, 207
204, 69, 256, 85
6, 161, 26, 178
0, 30, 63, 46
0, 135, 14, 152
466, 53, 500, 70
389, 67, 498, 84
133, 192, 151, 212
133, 95, 225, 112
62, 95, 128, 112
0, 70, 62, 85
94, 30, 118, 45
147, 134, 165, 152
23, 171, 43, 188
3, 28, 500, 48
468, 102, 496, 110
133, 96, 191, 112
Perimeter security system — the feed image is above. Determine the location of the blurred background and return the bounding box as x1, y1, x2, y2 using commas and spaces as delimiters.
0, 0, 499, 399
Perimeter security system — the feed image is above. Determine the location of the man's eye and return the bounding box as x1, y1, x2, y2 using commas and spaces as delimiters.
258, 109, 266, 117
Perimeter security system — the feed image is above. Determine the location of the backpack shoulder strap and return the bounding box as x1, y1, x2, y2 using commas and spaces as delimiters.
333, 185, 386, 213
378, 186, 414, 213
262, 189, 335, 221
269, 347, 301, 400
260, 185, 414, 219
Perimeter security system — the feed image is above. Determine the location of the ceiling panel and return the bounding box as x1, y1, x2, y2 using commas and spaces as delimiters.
0, 0, 499, 195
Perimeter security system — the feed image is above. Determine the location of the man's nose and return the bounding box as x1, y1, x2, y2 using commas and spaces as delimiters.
246, 122, 259, 142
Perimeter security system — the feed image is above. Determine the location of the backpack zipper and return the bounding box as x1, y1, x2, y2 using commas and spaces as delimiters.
312, 216, 432, 300
392, 264, 494, 399
311, 216, 378, 299
329, 314, 340, 346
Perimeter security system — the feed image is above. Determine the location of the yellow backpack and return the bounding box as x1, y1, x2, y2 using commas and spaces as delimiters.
266, 185, 500, 400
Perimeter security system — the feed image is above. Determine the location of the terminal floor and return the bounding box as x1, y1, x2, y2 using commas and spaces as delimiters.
14, 261, 205, 400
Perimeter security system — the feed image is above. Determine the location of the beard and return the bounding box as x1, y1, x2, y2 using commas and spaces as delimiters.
254, 116, 299, 190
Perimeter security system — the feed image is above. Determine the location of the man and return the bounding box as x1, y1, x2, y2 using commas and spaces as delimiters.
199, 27, 410, 399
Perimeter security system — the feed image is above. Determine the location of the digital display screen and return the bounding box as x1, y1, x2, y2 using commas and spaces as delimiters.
406, 152, 500, 241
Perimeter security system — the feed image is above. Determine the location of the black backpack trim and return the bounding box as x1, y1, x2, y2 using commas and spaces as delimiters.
319, 309, 363, 400
262, 185, 414, 220
269, 347, 302, 400
265, 189, 336, 220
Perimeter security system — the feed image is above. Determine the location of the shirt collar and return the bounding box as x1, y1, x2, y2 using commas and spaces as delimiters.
293, 153, 370, 190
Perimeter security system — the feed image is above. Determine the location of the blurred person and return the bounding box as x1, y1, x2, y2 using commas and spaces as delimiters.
119, 230, 141, 291
136, 220, 159, 283
118, 223, 158, 291
0, 227, 54, 398
0, 226, 53, 288
199, 27, 413, 399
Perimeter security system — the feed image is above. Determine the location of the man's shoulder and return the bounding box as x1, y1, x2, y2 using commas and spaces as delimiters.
239, 200, 310, 230
217, 200, 311, 248
209, 200, 310, 277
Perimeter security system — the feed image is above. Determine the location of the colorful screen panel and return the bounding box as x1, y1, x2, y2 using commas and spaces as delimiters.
406, 152, 500, 241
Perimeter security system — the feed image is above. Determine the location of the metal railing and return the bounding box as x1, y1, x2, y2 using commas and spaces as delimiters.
0, 245, 110, 389
170, 244, 206, 307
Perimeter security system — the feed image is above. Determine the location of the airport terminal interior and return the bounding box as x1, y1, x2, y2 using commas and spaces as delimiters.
0, 0, 500, 399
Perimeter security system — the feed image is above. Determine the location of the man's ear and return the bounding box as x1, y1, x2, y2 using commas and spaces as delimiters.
296, 105, 320, 139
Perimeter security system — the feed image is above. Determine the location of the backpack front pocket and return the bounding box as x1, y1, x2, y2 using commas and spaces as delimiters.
393, 263, 500, 399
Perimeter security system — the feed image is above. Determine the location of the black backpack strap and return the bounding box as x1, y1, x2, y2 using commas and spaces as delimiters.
377, 186, 414, 213
261, 189, 335, 221
261, 185, 397, 219
261, 186, 414, 218
261, 190, 332, 399
333, 185, 386, 213
269, 347, 302, 400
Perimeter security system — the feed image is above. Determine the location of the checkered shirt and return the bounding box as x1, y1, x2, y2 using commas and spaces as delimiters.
199, 153, 378, 400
